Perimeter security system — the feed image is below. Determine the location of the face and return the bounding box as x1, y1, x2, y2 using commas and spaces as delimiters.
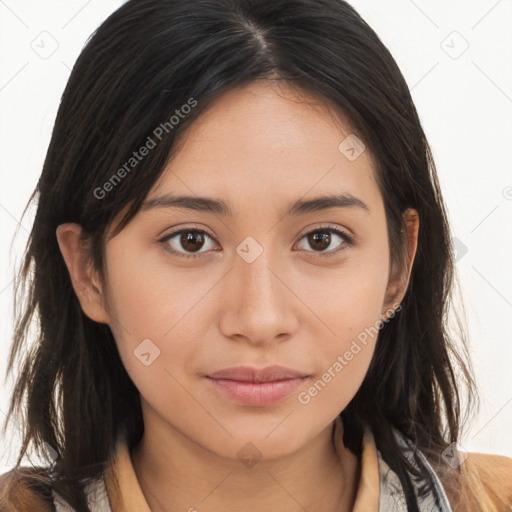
60, 80, 414, 461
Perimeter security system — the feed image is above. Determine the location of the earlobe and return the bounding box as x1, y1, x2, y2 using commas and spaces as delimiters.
56, 223, 110, 324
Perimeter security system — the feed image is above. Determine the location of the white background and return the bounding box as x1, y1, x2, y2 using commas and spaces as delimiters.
1, 0, 511, 474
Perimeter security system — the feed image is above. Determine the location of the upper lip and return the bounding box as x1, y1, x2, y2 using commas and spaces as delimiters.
207, 365, 310, 383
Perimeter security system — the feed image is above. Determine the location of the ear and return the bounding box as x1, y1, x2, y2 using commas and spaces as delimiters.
56, 223, 111, 324
382, 208, 420, 317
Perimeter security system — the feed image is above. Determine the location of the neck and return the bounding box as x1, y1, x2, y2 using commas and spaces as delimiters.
131, 414, 360, 512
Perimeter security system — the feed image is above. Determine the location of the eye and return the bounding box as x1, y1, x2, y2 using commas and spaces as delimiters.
295, 225, 353, 257
158, 228, 218, 259
158, 224, 353, 260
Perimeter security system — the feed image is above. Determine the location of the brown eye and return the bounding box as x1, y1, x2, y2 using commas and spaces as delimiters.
180, 231, 206, 252
307, 231, 332, 251
159, 229, 217, 259
296, 226, 352, 256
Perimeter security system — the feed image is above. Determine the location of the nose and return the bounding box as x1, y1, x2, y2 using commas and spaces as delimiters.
218, 247, 299, 347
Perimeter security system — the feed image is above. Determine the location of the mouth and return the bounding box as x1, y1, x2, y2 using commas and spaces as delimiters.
205, 365, 311, 407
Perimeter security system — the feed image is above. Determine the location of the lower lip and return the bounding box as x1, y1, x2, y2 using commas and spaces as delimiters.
206, 377, 309, 406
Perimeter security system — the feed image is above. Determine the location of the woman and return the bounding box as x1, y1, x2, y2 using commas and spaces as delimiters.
1, 0, 511, 511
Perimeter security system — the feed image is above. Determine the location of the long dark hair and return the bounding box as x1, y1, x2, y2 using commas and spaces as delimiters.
3, 0, 478, 510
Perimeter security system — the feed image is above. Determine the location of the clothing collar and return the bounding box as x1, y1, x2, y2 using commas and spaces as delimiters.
378, 424, 453, 512
52, 416, 453, 511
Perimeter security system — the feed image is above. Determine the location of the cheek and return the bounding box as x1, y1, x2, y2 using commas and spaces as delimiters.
295, 246, 390, 335
103, 238, 205, 340
305, 298, 382, 406
298, 340, 376, 413
102, 242, 210, 401
296, 281, 384, 414
294, 244, 389, 408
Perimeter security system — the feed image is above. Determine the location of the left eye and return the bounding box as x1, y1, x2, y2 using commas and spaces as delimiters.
295, 226, 352, 256
159, 226, 352, 259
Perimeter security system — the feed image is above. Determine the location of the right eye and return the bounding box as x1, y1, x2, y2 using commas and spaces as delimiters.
158, 228, 219, 259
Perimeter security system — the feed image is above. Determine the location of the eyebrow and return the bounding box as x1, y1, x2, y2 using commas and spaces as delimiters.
141, 192, 370, 216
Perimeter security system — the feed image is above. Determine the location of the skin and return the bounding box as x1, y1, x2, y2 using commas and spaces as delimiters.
56, 80, 419, 512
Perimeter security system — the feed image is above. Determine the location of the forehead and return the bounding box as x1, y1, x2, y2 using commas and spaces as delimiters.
148, 81, 380, 213
107, 81, 384, 237
171, 80, 362, 159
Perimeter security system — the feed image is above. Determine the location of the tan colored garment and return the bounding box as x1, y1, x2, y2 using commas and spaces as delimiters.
1, 417, 511, 511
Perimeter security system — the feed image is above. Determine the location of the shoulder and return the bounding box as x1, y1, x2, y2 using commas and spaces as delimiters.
0, 468, 53, 512
440, 451, 512, 511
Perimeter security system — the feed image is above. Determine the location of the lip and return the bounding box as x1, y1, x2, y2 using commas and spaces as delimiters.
207, 365, 310, 382
206, 365, 311, 407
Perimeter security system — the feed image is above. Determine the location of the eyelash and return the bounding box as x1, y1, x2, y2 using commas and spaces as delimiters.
158, 225, 353, 260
